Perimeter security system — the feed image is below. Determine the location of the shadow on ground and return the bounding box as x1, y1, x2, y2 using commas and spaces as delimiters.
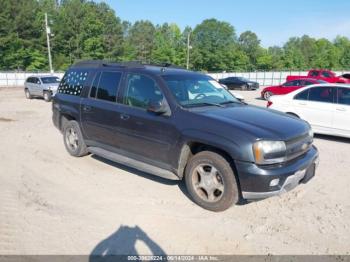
89, 225, 167, 261
314, 134, 350, 144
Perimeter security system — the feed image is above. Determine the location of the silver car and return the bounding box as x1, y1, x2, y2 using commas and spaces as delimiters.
24, 75, 60, 102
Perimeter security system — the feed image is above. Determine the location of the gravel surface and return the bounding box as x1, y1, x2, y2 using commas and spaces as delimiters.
0, 87, 349, 255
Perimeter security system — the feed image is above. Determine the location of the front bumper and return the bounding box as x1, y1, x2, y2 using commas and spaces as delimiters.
236, 145, 319, 200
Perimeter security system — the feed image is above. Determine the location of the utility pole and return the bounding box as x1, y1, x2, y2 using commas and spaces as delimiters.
45, 13, 53, 73
186, 30, 191, 70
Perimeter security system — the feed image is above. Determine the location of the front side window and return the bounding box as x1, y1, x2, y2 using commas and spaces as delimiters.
163, 74, 239, 107
58, 70, 89, 96
283, 80, 298, 87
96, 71, 122, 102
337, 88, 350, 106
308, 86, 334, 103
41, 77, 60, 84
123, 74, 164, 109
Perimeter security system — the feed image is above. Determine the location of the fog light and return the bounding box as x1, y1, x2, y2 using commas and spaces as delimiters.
270, 178, 280, 187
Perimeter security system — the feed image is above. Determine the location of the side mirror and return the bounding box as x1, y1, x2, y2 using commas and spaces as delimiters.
147, 100, 168, 115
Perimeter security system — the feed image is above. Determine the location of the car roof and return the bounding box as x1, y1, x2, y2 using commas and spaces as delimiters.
69, 60, 204, 77
27, 75, 59, 79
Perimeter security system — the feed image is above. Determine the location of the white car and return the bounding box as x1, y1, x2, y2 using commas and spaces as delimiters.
268, 84, 350, 138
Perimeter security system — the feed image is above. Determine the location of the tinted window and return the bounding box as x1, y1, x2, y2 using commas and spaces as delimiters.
58, 70, 89, 96
41, 77, 60, 84
123, 74, 164, 109
303, 81, 315, 86
321, 71, 331, 78
96, 71, 122, 102
294, 89, 309, 100
284, 80, 298, 87
90, 72, 101, 98
308, 86, 334, 103
310, 71, 319, 77
337, 88, 350, 106
26, 77, 33, 83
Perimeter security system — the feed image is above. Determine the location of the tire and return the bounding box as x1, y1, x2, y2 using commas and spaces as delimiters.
43, 91, 52, 102
63, 120, 88, 157
241, 84, 248, 91
263, 91, 273, 100
185, 151, 239, 212
25, 89, 32, 99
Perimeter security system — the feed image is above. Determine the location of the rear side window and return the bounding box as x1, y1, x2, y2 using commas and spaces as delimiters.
96, 71, 122, 102
310, 71, 319, 77
58, 70, 89, 96
294, 89, 309, 100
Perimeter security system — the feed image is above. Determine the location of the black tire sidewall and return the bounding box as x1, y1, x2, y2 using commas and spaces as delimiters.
43, 91, 52, 102
25, 89, 31, 99
185, 151, 239, 212
63, 120, 88, 157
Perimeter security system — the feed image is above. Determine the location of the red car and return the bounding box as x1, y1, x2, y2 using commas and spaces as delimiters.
286, 69, 350, 83
261, 78, 326, 100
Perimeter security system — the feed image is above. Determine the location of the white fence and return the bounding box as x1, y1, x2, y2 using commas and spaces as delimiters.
209, 71, 350, 87
0, 72, 64, 87
1, 70, 350, 87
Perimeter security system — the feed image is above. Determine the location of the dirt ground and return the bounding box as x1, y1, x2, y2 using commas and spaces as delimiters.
0, 87, 349, 255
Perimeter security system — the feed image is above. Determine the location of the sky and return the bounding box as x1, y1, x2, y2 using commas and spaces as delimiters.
102, 0, 350, 47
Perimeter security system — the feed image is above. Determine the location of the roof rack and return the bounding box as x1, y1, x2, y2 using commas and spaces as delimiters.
71, 60, 186, 70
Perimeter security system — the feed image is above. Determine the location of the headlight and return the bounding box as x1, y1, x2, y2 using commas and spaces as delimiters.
253, 140, 286, 165
308, 128, 314, 138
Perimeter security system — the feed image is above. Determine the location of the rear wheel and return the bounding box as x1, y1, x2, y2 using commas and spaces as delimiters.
25, 89, 32, 99
263, 91, 274, 100
185, 151, 239, 212
43, 91, 52, 102
63, 120, 88, 157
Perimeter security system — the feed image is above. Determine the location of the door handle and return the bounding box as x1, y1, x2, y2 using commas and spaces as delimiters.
83, 105, 92, 112
336, 108, 346, 112
120, 114, 130, 120
298, 102, 307, 106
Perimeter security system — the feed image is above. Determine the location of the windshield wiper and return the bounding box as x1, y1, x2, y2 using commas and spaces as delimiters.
219, 100, 243, 105
186, 102, 225, 108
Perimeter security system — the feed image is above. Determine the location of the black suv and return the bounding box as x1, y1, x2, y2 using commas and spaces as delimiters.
52, 61, 319, 212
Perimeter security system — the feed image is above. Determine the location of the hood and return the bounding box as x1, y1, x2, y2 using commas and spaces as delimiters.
194, 104, 309, 141
42, 83, 59, 89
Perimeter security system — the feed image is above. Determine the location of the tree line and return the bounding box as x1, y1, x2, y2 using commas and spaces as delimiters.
1, 0, 350, 72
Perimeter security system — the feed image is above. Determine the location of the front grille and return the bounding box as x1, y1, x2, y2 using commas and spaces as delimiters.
285, 133, 313, 161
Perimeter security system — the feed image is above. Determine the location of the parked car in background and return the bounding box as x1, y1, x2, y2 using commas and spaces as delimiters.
24, 75, 61, 102
218, 76, 259, 90
268, 84, 350, 138
261, 78, 326, 100
52, 60, 318, 212
340, 73, 350, 80
286, 69, 350, 84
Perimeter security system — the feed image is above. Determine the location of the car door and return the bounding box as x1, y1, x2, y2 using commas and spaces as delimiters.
293, 86, 335, 134
332, 87, 350, 136
117, 72, 179, 167
281, 80, 300, 94
80, 70, 124, 148
30, 77, 40, 95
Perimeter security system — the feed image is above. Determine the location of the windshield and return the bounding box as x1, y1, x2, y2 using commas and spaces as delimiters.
162, 74, 239, 107
41, 77, 60, 84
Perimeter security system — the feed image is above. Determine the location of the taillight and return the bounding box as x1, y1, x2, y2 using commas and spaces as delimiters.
267, 101, 273, 107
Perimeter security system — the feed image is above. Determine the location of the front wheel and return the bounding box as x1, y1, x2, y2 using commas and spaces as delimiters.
185, 151, 239, 212
263, 91, 274, 100
63, 120, 88, 157
43, 91, 52, 102
25, 89, 32, 99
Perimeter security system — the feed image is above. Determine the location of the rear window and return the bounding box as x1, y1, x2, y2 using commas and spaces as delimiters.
58, 70, 89, 96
